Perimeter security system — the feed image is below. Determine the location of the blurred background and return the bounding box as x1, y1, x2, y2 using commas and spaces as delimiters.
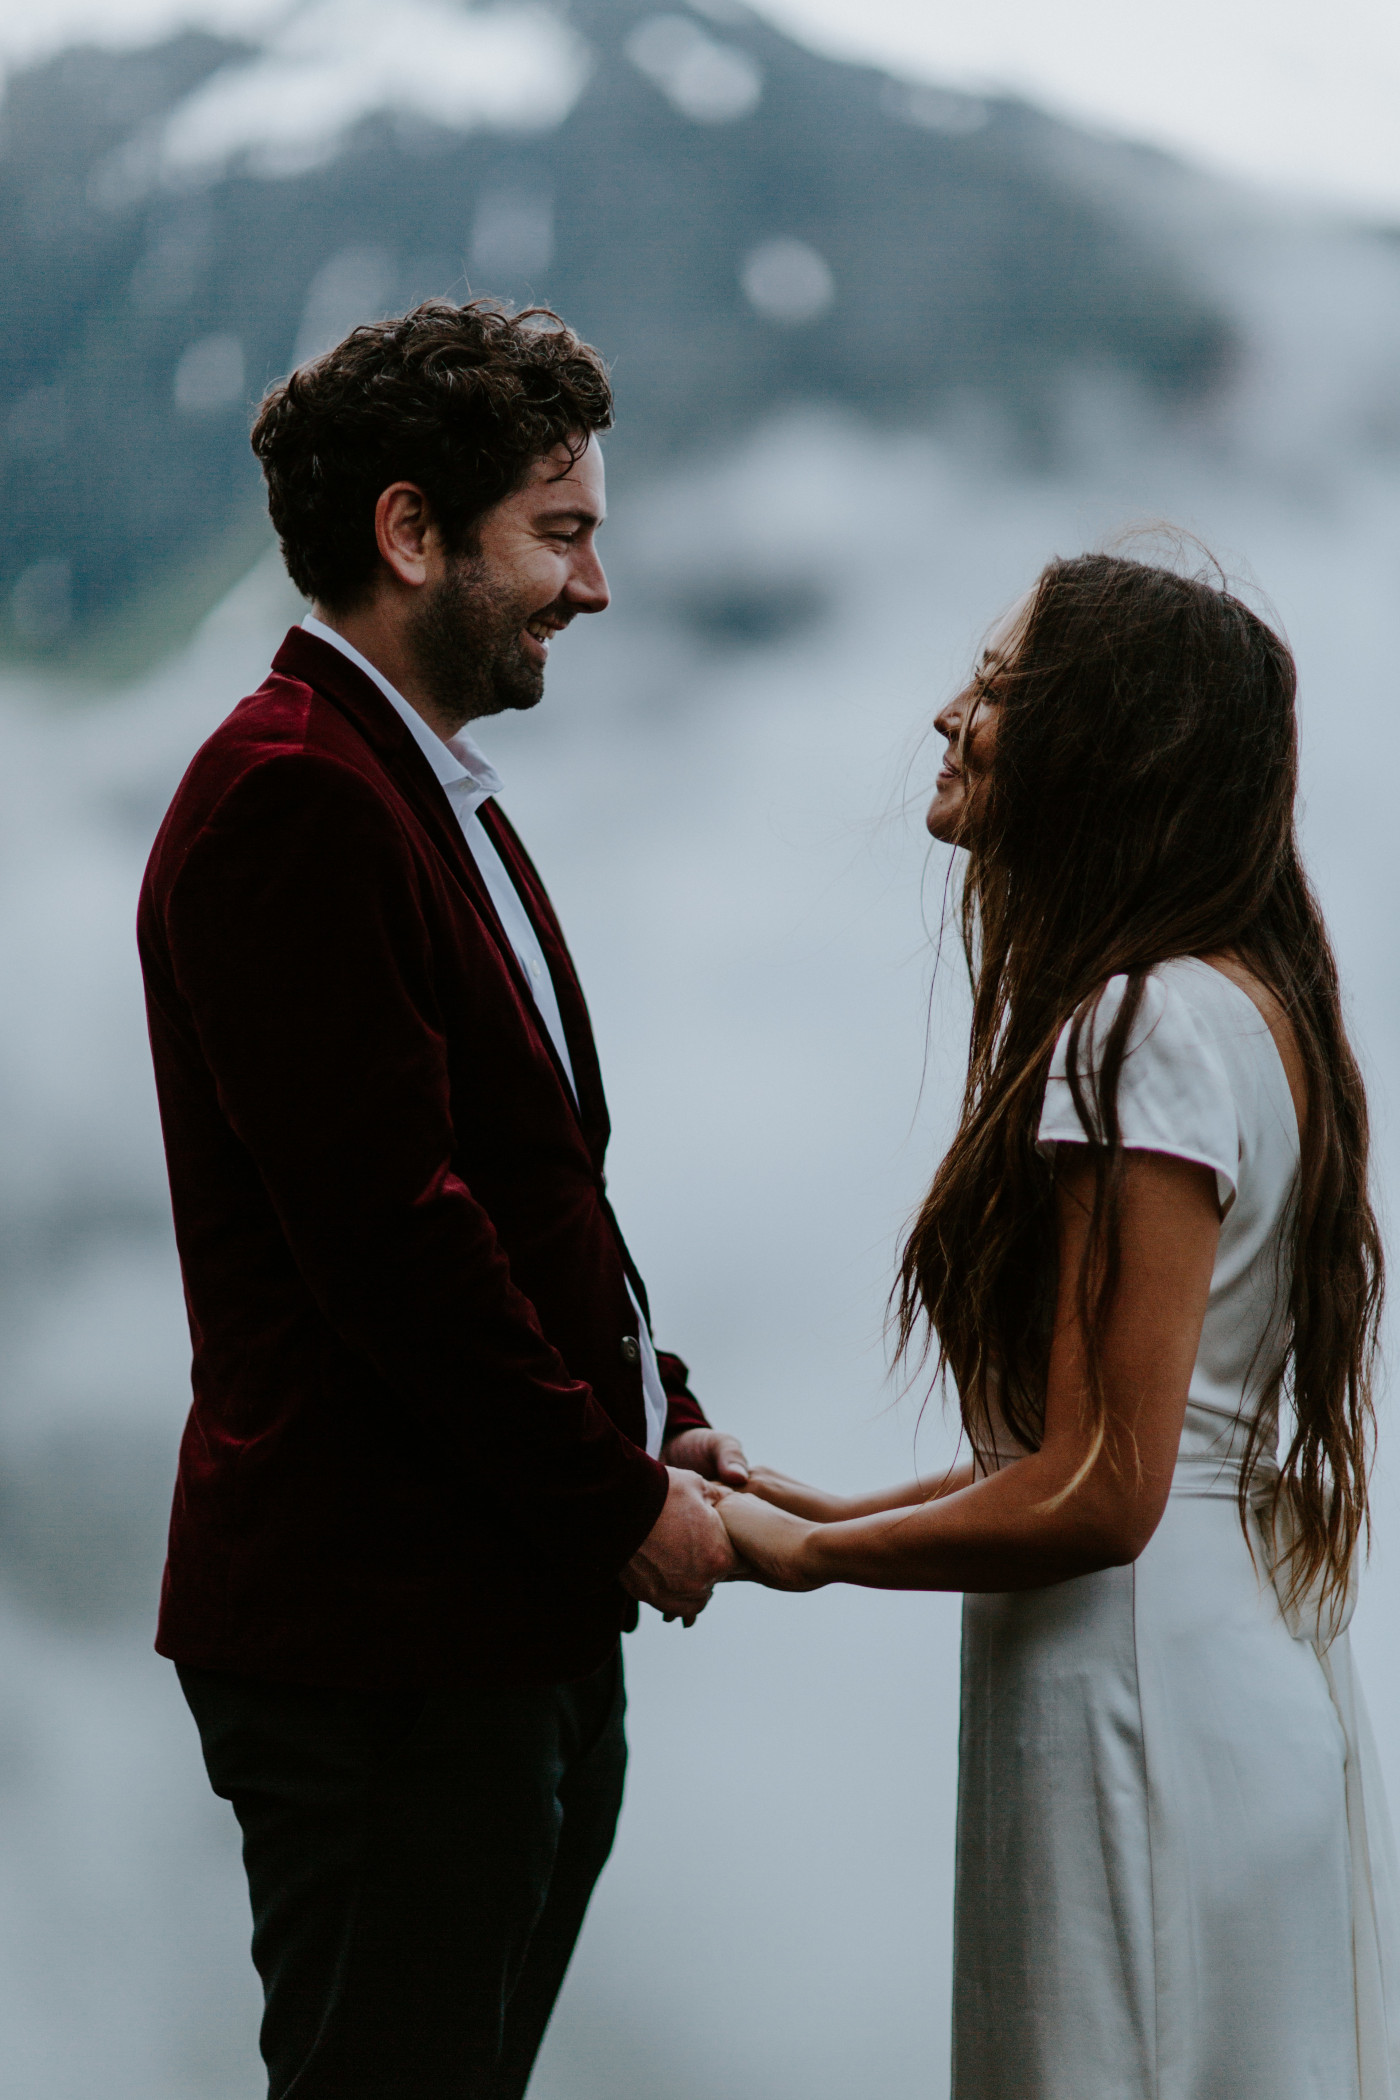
0, 0, 1398, 2092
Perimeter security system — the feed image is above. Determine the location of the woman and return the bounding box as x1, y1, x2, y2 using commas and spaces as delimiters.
719, 554, 1400, 2097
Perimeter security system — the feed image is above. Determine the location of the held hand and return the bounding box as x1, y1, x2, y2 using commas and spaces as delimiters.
661, 1427, 750, 1487
622, 1466, 739, 1625
713, 1486, 824, 1593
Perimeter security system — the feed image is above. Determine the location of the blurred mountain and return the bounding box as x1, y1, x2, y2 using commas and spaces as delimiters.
0, 0, 1235, 668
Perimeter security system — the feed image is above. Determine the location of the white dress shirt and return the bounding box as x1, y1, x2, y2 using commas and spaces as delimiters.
302, 615, 669, 1459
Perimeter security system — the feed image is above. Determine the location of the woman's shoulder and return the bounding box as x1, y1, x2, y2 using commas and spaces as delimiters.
1066, 954, 1274, 1043
1142, 958, 1293, 1093
1058, 959, 1230, 1069
1042, 960, 1242, 1199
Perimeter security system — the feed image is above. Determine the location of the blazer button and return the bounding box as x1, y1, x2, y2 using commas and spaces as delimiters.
620, 1334, 641, 1366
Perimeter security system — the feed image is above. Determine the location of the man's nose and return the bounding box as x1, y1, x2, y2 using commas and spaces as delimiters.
567, 544, 610, 616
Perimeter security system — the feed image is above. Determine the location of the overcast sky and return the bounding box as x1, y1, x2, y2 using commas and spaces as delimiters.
757, 0, 1400, 220
2, 0, 1398, 220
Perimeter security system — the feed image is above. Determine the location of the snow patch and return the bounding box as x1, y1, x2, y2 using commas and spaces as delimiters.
147, 0, 591, 183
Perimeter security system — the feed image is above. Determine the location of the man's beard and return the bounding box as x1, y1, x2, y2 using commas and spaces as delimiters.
406, 555, 549, 729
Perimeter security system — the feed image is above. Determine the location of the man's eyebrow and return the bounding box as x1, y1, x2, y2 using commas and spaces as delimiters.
535, 501, 605, 527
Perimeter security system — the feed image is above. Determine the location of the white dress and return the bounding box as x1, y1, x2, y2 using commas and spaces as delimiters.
952, 957, 1400, 2100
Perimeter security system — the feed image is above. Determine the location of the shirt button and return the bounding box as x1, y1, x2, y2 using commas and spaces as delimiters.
620, 1335, 641, 1366
529, 958, 541, 980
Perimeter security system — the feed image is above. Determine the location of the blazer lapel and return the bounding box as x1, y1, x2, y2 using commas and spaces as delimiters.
271, 628, 587, 1129
480, 804, 654, 1317
479, 799, 612, 1164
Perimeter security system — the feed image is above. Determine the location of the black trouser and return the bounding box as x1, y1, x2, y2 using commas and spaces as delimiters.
179, 1648, 627, 2100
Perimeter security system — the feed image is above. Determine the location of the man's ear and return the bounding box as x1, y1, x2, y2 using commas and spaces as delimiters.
374, 483, 434, 589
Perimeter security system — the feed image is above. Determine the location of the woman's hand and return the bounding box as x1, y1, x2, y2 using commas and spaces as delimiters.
713, 1486, 825, 1592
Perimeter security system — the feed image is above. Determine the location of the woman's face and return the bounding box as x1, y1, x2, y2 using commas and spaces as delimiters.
925, 597, 1029, 844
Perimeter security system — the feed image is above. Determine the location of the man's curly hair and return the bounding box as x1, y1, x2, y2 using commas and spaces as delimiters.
250, 299, 614, 609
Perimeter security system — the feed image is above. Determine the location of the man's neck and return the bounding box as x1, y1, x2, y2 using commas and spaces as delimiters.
309, 600, 464, 743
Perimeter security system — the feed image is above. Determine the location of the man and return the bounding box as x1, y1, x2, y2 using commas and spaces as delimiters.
138, 299, 743, 2099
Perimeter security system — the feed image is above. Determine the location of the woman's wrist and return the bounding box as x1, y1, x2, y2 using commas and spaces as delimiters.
796, 1517, 837, 1588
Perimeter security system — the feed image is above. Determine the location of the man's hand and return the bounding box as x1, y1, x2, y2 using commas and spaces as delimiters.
622, 1466, 739, 1625
661, 1427, 750, 1487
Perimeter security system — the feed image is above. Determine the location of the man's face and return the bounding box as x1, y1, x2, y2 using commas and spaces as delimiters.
408, 437, 609, 727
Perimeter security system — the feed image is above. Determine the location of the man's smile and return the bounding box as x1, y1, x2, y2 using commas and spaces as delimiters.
522, 612, 571, 663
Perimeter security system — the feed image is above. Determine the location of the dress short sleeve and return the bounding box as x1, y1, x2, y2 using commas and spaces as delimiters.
1037, 971, 1240, 1208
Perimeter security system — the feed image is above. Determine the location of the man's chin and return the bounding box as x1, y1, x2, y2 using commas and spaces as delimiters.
499, 646, 549, 710
482, 674, 545, 719
454, 670, 544, 725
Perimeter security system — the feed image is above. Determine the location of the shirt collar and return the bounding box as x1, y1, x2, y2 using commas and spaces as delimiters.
301, 614, 503, 803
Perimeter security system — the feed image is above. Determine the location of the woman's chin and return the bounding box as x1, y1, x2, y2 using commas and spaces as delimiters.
926, 795, 964, 843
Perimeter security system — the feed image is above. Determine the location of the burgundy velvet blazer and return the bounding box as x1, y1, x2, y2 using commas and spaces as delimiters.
138, 626, 705, 1689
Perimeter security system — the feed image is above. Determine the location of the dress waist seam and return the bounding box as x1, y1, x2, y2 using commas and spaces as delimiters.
1168, 1454, 1279, 1503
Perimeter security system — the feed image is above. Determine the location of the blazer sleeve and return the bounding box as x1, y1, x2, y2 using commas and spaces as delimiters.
158, 749, 668, 1579
655, 1351, 709, 1439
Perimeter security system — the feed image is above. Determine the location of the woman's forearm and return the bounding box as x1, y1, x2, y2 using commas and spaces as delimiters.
801, 1455, 1141, 1592
836, 1463, 976, 1519
746, 1462, 976, 1524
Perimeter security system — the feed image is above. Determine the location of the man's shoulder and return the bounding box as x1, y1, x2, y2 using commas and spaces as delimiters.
142, 641, 405, 899
193, 658, 382, 790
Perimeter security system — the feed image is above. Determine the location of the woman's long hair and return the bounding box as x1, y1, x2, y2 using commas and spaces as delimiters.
896, 552, 1382, 1614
